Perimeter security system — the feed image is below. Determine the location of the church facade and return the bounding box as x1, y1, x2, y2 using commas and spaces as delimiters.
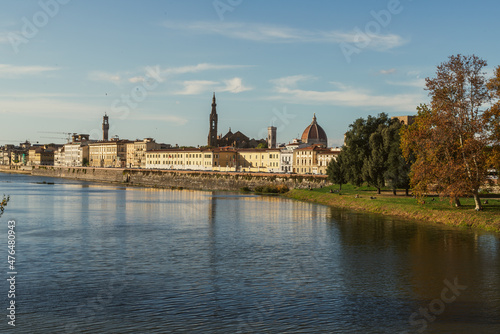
207, 94, 266, 148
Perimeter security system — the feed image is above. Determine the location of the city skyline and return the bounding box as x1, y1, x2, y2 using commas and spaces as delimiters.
1, 0, 500, 147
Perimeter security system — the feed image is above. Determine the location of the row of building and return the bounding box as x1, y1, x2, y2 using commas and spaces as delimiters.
0, 136, 340, 175
1, 95, 347, 174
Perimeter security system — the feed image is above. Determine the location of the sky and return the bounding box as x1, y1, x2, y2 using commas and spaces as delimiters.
1, 0, 500, 147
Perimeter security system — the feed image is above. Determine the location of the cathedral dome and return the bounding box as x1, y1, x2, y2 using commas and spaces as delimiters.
301, 113, 327, 146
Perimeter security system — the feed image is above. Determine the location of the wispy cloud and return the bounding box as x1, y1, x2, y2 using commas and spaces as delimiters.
269, 75, 423, 111
0, 32, 12, 44
386, 78, 426, 88
89, 63, 252, 85
162, 63, 250, 75
176, 77, 252, 95
270, 75, 316, 89
379, 68, 397, 75
176, 80, 219, 95
88, 71, 123, 84
163, 21, 407, 51
128, 113, 188, 125
0, 64, 59, 77
221, 77, 252, 93
0, 98, 102, 118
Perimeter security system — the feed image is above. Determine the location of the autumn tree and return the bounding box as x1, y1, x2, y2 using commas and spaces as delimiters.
401, 54, 492, 210
485, 66, 500, 172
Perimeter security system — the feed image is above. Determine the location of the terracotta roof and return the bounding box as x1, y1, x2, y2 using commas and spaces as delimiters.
301, 114, 327, 144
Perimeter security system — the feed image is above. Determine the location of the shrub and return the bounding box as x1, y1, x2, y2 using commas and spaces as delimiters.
254, 186, 264, 193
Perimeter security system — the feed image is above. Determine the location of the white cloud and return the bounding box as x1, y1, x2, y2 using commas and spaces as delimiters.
88, 71, 123, 84
162, 63, 250, 76
176, 80, 219, 95
176, 77, 252, 95
163, 21, 407, 51
128, 113, 188, 125
386, 78, 426, 88
269, 75, 423, 111
0, 98, 102, 118
379, 68, 397, 75
0, 97, 188, 126
88, 63, 252, 85
270, 75, 316, 90
0, 64, 59, 77
221, 77, 252, 93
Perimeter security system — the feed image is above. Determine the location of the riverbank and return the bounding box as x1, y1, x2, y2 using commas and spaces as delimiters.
0, 165, 329, 191
284, 185, 500, 233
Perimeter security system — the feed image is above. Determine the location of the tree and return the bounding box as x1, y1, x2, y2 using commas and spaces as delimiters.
384, 120, 412, 195
327, 153, 347, 190
485, 66, 500, 172
362, 125, 387, 194
256, 142, 268, 149
343, 113, 391, 186
401, 55, 492, 210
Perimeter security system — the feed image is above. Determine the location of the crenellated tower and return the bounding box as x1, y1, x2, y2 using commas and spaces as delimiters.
102, 114, 109, 141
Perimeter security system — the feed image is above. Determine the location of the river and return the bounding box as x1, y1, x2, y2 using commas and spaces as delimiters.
0, 172, 499, 333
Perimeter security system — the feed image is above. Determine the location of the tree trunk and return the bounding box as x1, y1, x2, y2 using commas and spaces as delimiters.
377, 188, 381, 195
405, 188, 409, 196
392, 188, 397, 196
339, 184, 342, 191
473, 192, 482, 211
454, 197, 462, 208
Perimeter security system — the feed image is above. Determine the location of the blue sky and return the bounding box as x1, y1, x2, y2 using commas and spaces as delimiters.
1, 0, 500, 147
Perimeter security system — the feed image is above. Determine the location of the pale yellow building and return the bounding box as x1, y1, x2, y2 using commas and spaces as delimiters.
28, 145, 56, 166
146, 148, 215, 171
317, 147, 341, 175
293, 145, 331, 174
89, 140, 131, 168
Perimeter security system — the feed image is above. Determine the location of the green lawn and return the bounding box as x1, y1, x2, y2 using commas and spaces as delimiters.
285, 184, 500, 233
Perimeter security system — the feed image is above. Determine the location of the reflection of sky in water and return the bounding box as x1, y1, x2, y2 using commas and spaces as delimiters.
0, 172, 499, 333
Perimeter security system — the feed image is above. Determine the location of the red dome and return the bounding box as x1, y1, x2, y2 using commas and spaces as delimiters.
301, 114, 327, 145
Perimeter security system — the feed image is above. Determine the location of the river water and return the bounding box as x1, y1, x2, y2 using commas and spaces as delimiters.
0, 172, 499, 333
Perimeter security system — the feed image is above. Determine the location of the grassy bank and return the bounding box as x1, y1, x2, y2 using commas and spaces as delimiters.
284, 184, 500, 233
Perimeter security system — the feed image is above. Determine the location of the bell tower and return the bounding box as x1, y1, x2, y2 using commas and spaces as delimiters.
208, 93, 218, 147
267, 126, 277, 148
102, 114, 109, 141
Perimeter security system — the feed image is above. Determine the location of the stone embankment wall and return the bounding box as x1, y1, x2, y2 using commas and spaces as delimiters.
13, 166, 330, 191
